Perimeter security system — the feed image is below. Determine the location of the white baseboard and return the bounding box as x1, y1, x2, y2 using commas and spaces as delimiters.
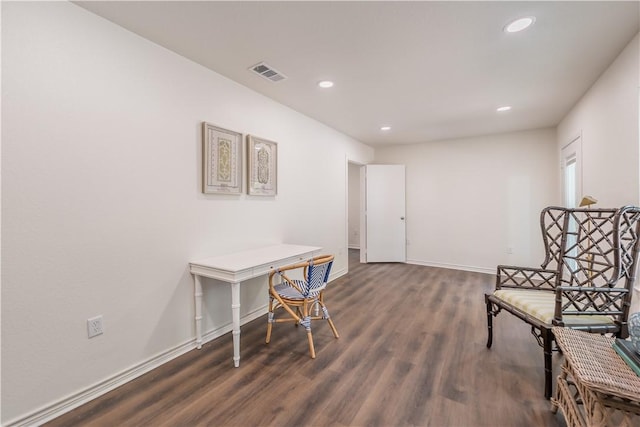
407, 258, 495, 275
330, 267, 347, 281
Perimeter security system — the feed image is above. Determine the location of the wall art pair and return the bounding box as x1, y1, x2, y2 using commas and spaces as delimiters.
202, 122, 277, 196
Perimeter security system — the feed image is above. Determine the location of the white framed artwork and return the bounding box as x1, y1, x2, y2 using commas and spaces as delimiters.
247, 135, 277, 196
202, 122, 242, 194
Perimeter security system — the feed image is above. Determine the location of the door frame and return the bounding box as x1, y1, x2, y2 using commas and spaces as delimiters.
561, 132, 583, 208
345, 157, 366, 272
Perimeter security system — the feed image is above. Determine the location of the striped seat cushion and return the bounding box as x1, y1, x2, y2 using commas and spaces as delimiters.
274, 282, 305, 300
493, 289, 615, 326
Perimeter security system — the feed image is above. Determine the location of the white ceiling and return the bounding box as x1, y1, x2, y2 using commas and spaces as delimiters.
75, 1, 640, 147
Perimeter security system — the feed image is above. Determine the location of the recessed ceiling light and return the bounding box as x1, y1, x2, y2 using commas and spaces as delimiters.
496, 106, 512, 112
318, 80, 334, 88
380, 126, 391, 131
504, 16, 535, 33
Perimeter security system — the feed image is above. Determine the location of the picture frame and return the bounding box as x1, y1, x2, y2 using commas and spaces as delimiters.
247, 135, 277, 196
202, 122, 243, 194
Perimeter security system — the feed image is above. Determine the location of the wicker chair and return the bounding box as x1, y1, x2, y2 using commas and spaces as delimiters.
485, 206, 640, 398
266, 254, 339, 358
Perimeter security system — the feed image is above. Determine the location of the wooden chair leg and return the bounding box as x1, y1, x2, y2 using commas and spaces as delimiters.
302, 303, 316, 358
318, 294, 339, 339
485, 296, 494, 348
266, 298, 274, 344
327, 318, 339, 339
307, 330, 316, 359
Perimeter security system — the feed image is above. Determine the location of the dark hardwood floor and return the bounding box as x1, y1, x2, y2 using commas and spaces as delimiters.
46, 250, 566, 426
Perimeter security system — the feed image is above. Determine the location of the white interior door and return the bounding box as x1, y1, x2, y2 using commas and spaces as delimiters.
362, 164, 406, 263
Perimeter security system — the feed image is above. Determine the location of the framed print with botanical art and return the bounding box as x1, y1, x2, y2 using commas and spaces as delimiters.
202, 122, 242, 194
247, 135, 277, 196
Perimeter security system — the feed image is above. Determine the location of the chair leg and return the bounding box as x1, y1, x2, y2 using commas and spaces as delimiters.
266, 297, 274, 344
327, 318, 339, 339
485, 295, 494, 348
307, 329, 316, 358
301, 304, 316, 358
320, 305, 339, 338
542, 327, 553, 399
318, 294, 339, 339
302, 317, 315, 358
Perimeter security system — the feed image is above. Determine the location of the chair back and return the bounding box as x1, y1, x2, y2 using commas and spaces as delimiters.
539, 206, 640, 285
539, 206, 568, 270
302, 255, 334, 297
554, 206, 640, 289
545, 206, 640, 327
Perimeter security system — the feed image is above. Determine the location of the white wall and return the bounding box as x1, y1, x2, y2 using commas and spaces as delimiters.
557, 34, 639, 208
557, 33, 640, 312
1, 2, 373, 424
375, 128, 559, 273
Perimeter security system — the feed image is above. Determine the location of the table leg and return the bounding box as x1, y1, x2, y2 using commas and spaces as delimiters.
194, 275, 203, 349
231, 281, 241, 367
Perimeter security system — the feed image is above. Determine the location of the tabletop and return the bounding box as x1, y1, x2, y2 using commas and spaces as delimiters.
552, 326, 640, 402
190, 244, 322, 272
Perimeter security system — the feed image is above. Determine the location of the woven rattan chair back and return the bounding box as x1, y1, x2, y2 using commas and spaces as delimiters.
299, 255, 333, 297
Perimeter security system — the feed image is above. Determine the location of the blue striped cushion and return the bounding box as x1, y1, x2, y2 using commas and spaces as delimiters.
274, 282, 304, 300
493, 289, 615, 326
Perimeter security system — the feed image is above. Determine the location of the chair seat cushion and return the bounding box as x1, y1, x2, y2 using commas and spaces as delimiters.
274, 282, 305, 300
493, 289, 615, 326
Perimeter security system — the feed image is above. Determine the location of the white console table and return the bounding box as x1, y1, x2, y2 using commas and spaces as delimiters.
189, 244, 322, 367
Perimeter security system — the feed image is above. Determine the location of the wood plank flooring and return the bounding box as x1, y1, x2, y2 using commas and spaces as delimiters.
46, 250, 567, 426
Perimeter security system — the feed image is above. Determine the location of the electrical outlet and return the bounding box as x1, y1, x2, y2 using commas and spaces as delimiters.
87, 315, 104, 338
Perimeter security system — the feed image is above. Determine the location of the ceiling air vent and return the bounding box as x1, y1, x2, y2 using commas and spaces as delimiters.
249, 62, 287, 83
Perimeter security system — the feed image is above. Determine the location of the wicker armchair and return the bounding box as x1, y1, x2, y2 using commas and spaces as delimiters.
485, 206, 640, 398
266, 254, 339, 358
